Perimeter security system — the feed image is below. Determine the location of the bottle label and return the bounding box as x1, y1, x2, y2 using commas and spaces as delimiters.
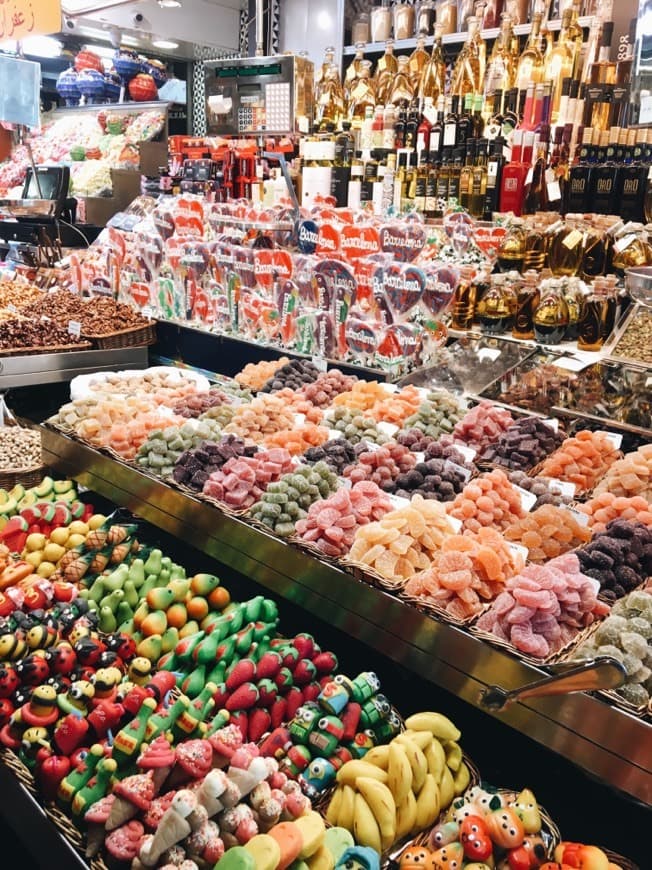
547, 180, 562, 201
443, 124, 456, 147
562, 229, 583, 250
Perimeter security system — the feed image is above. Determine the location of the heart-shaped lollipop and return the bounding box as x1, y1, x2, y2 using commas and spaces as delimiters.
422, 263, 459, 316
345, 315, 379, 360
381, 262, 425, 317
379, 222, 427, 263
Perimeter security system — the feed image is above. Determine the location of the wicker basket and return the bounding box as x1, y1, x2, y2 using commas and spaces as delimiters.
469, 621, 599, 667
0, 464, 48, 490
339, 556, 410, 595
83, 320, 157, 349
603, 848, 639, 870
0, 341, 92, 356
399, 591, 489, 628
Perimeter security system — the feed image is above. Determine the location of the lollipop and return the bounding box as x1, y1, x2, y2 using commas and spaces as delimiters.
56, 67, 80, 107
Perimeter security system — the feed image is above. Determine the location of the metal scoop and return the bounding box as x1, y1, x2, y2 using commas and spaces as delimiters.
479, 657, 626, 712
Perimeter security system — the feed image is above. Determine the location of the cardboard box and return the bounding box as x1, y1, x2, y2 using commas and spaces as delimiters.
140, 141, 168, 177
80, 169, 141, 226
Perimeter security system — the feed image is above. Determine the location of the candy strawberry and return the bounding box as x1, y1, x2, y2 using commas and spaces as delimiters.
255, 651, 282, 680
230, 710, 248, 741
312, 651, 338, 674
285, 686, 303, 721
292, 659, 316, 686
248, 708, 271, 743
225, 659, 256, 691
275, 668, 293, 692
211, 683, 230, 709
292, 633, 315, 659
302, 682, 321, 703
270, 697, 288, 729
257, 679, 278, 708
275, 644, 299, 669
225, 682, 259, 711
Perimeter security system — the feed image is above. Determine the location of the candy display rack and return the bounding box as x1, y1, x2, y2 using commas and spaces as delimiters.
0, 345, 148, 390
39, 424, 652, 807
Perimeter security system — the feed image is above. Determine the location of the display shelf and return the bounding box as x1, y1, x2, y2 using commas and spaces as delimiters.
0, 346, 148, 389
0, 754, 88, 870
342, 16, 593, 54
41, 426, 652, 807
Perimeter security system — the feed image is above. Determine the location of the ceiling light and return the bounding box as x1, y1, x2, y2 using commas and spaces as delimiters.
62, 0, 133, 13
152, 39, 179, 49
158, 0, 182, 8
21, 36, 63, 58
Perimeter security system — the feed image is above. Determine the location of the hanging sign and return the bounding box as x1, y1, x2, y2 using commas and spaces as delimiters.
0, 0, 61, 41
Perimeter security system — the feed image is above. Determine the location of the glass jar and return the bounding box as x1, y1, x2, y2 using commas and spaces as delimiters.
371, 4, 392, 42
497, 220, 527, 272
437, 0, 458, 34
458, 0, 476, 30
351, 13, 371, 44
503, 0, 529, 24
547, 219, 583, 277
393, 3, 416, 39
476, 276, 517, 333
417, 1, 436, 35
533, 281, 570, 344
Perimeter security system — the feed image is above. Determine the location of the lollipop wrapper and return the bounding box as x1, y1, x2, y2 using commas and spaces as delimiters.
379, 221, 426, 262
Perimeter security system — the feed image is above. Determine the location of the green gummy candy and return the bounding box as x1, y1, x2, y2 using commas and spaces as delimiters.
215, 846, 256, 870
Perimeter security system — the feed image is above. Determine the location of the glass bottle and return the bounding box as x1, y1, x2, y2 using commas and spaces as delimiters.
577, 278, 608, 351
497, 219, 527, 271
389, 57, 415, 106
484, 13, 517, 99
371, 1, 392, 42
450, 15, 485, 98
523, 221, 548, 271
512, 269, 540, 339
459, 138, 477, 211
523, 124, 549, 214
316, 63, 345, 130
563, 280, 582, 340
476, 276, 517, 333
315, 45, 336, 91
544, 9, 577, 124
375, 40, 398, 104
348, 61, 376, 125
470, 138, 489, 218
372, 105, 385, 149
418, 24, 446, 107
344, 43, 366, 101
383, 104, 396, 149
409, 36, 430, 80
450, 265, 478, 329
533, 282, 570, 344
548, 218, 584, 277
580, 222, 609, 280
515, 11, 544, 94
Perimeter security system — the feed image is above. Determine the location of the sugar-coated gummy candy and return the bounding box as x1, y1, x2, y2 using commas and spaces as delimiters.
537, 430, 622, 494
453, 400, 514, 451
235, 357, 291, 391
480, 417, 563, 471
503, 504, 591, 564
593, 444, 652, 502
260, 358, 320, 393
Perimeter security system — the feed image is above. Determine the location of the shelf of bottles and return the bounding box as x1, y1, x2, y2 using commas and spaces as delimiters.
341, 15, 593, 55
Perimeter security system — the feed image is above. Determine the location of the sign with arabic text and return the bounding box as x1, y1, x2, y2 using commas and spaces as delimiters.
0, 0, 61, 41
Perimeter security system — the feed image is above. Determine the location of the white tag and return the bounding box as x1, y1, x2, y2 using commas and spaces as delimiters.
547, 180, 562, 201
142, 305, 155, 319
478, 347, 501, 362
7, 303, 18, 314
311, 355, 328, 372
416, 387, 431, 400
507, 542, 529, 563
562, 229, 584, 250
566, 506, 590, 527
339, 476, 352, 489
525, 168, 534, 186
455, 444, 476, 463
515, 485, 537, 512
377, 422, 399, 437
383, 383, 399, 393
553, 356, 592, 372
327, 429, 344, 441
389, 494, 411, 510
613, 233, 637, 254
541, 417, 559, 433
545, 168, 556, 185
68, 320, 82, 338
294, 413, 306, 426
447, 515, 463, 533
598, 430, 623, 450
413, 452, 425, 464
646, 376, 652, 387
40, 315, 51, 323
362, 440, 382, 452
546, 478, 576, 498
445, 459, 472, 482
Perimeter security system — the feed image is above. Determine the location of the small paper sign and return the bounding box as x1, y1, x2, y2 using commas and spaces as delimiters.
553, 356, 592, 372
598, 430, 623, 450
389, 494, 411, 510
541, 417, 560, 432
546, 478, 576, 499
455, 444, 477, 463
507, 542, 529, 563
68, 320, 82, 339
514, 485, 537, 512
447, 515, 463, 533
445, 460, 472, 482
311, 355, 328, 372
377, 421, 399, 437
565, 506, 590, 527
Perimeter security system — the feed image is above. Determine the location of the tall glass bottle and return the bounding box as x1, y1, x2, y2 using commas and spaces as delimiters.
484, 13, 517, 100
389, 57, 416, 106
459, 139, 477, 211
450, 16, 486, 98
515, 11, 544, 95
316, 63, 345, 130
533, 282, 570, 344
408, 36, 430, 81
315, 45, 336, 91
523, 125, 549, 214
375, 40, 398, 105
544, 10, 578, 123
344, 43, 366, 101
512, 270, 540, 340
348, 61, 376, 125
450, 265, 478, 329
470, 138, 489, 218
418, 24, 446, 108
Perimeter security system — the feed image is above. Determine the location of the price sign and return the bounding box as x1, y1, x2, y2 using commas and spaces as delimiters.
0, 0, 61, 41
68, 320, 82, 339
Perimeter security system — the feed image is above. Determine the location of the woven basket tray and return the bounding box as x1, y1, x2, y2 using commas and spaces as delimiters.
0, 340, 92, 356
527, 449, 624, 501
339, 556, 411, 595
469, 619, 600, 667
603, 848, 640, 870
83, 320, 157, 349
399, 591, 489, 628
0, 464, 48, 490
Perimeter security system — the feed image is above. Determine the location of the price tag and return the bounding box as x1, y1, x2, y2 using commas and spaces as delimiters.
646, 376, 652, 387
455, 444, 476, 463
339, 476, 352, 489
383, 383, 400, 393
388, 494, 411, 510
447, 515, 463, 533
525, 168, 534, 186
507, 542, 529, 563
40, 315, 51, 323
294, 413, 306, 427
547, 180, 562, 202
327, 429, 344, 441
541, 417, 560, 433
68, 320, 82, 339
562, 229, 584, 250
7, 304, 18, 314
613, 233, 637, 254
553, 356, 592, 372
362, 440, 382, 452
565, 506, 590, 527
445, 459, 472, 482
377, 421, 399, 438
546, 478, 576, 499
142, 305, 155, 319
598, 430, 623, 450
311, 355, 328, 372
515, 485, 537, 512
478, 347, 501, 362
413, 452, 425, 464
416, 387, 431, 400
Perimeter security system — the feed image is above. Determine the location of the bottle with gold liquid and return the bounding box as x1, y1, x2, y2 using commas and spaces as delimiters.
484, 14, 517, 100
348, 61, 376, 125
315, 45, 336, 91
418, 25, 446, 108
533, 281, 570, 344
563, 279, 583, 340
548, 217, 584, 277
497, 219, 527, 272
476, 275, 517, 333
450, 265, 479, 329
578, 277, 608, 351
515, 11, 544, 95
374, 39, 398, 105
512, 269, 541, 340
450, 15, 486, 98
389, 56, 415, 106
543, 9, 577, 124
408, 36, 430, 81
316, 62, 345, 130
344, 43, 366, 101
